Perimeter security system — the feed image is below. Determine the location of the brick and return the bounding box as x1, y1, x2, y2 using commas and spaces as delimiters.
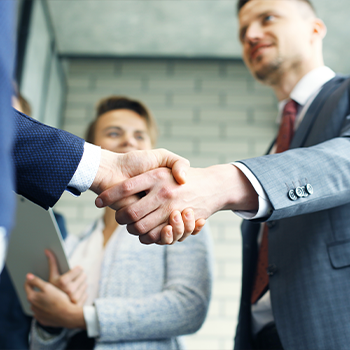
121, 61, 168, 75
202, 78, 248, 91
95, 78, 142, 90
172, 94, 220, 106
67, 77, 93, 89
172, 124, 220, 138
68, 60, 115, 74
226, 124, 276, 139
157, 138, 194, 154
152, 109, 194, 122
201, 109, 247, 123
226, 93, 275, 107
148, 78, 195, 91
173, 61, 221, 76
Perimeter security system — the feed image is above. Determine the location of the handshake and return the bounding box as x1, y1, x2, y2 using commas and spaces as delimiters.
89, 148, 258, 244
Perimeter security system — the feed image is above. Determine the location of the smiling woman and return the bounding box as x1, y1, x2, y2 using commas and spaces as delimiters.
27, 95, 213, 350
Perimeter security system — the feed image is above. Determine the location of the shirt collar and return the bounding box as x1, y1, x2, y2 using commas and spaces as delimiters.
278, 66, 336, 112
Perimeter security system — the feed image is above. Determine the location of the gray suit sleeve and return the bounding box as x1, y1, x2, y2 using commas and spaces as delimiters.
238, 135, 350, 221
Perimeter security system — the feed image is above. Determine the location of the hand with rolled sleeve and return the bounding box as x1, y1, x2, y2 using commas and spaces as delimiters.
97, 164, 259, 244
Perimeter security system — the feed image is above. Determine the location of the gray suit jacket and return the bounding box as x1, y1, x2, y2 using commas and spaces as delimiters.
234, 75, 350, 350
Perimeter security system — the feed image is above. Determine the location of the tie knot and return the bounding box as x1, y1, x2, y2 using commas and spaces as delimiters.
283, 99, 298, 116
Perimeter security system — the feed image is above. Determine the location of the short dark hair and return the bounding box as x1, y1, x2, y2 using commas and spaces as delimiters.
237, 0, 316, 15
85, 96, 158, 146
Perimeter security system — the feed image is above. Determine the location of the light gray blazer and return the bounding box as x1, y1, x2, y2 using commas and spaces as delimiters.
31, 220, 213, 350
235, 76, 350, 350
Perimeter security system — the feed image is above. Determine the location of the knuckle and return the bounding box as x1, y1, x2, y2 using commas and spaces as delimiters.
158, 186, 174, 200
120, 180, 135, 195
133, 221, 148, 235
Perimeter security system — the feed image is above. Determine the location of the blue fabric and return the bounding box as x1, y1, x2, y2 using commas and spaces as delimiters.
0, 0, 16, 233
0, 212, 68, 350
13, 110, 84, 209
0, 1, 85, 232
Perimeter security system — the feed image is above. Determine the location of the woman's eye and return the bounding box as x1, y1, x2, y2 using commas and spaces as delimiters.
136, 135, 145, 141
107, 132, 120, 138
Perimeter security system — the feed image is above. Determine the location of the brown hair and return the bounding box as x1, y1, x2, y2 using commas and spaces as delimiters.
237, 0, 316, 15
85, 96, 158, 146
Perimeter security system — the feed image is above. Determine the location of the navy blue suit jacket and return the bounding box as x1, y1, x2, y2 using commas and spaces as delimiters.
0, 2, 84, 232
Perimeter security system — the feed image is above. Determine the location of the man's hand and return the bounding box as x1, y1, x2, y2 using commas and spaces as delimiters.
97, 164, 259, 244
45, 250, 87, 306
91, 148, 190, 196
25, 273, 86, 329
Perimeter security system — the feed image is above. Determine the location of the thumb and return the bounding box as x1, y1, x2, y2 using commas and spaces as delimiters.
155, 149, 190, 185
45, 249, 60, 282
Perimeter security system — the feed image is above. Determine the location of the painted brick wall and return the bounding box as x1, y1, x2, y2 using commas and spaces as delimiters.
55, 58, 277, 350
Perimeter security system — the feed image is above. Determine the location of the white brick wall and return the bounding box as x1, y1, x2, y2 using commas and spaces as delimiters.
55, 58, 278, 350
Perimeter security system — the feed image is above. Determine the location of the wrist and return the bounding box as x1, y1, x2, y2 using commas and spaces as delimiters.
210, 164, 258, 212
66, 305, 86, 330
90, 149, 120, 195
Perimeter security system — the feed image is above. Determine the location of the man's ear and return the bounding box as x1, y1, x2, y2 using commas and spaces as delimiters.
311, 18, 327, 41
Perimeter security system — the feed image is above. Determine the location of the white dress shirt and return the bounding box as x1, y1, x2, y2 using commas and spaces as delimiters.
233, 66, 336, 335
0, 142, 101, 274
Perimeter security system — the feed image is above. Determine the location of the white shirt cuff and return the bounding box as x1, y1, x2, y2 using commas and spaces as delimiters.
0, 227, 7, 274
232, 162, 272, 219
67, 143, 101, 195
83, 305, 100, 338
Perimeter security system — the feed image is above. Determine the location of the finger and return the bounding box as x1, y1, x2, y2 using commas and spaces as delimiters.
168, 210, 185, 242
58, 266, 85, 293
176, 209, 196, 242
76, 292, 88, 307
110, 194, 141, 212
96, 167, 176, 210
69, 276, 88, 304
45, 250, 60, 282
155, 149, 190, 185
192, 218, 206, 236
159, 225, 174, 245
26, 273, 47, 292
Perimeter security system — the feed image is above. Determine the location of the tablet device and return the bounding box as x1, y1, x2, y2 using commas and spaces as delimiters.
5, 194, 70, 316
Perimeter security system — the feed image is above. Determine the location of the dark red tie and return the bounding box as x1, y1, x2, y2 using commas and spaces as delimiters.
251, 100, 298, 304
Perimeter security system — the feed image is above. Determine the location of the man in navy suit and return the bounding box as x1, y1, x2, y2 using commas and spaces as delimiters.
0, 1, 191, 274
97, 0, 350, 349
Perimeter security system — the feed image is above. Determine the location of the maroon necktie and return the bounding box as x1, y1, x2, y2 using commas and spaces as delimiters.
251, 100, 298, 304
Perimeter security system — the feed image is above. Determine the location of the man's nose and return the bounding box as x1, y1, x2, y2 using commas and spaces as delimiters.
244, 22, 264, 43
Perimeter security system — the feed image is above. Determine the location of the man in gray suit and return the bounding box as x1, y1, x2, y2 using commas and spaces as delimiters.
97, 0, 350, 348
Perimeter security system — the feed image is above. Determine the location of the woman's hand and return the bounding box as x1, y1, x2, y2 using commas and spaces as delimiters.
45, 250, 87, 305
25, 273, 86, 329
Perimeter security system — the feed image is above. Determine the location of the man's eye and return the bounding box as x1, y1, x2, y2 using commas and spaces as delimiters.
108, 132, 120, 138
136, 135, 145, 141
264, 15, 275, 22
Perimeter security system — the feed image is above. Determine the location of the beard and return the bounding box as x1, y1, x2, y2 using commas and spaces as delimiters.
253, 55, 284, 84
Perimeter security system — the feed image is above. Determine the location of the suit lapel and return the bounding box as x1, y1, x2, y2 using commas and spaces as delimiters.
289, 76, 344, 149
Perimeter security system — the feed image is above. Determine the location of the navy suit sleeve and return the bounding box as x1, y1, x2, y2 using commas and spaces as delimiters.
13, 110, 85, 209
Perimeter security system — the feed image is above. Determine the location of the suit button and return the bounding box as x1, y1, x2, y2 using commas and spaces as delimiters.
266, 221, 276, 228
306, 184, 313, 195
295, 187, 304, 198
267, 264, 278, 276
288, 189, 297, 201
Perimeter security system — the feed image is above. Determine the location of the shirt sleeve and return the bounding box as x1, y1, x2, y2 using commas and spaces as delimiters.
67, 143, 101, 195
0, 227, 7, 274
83, 305, 100, 338
232, 162, 272, 219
